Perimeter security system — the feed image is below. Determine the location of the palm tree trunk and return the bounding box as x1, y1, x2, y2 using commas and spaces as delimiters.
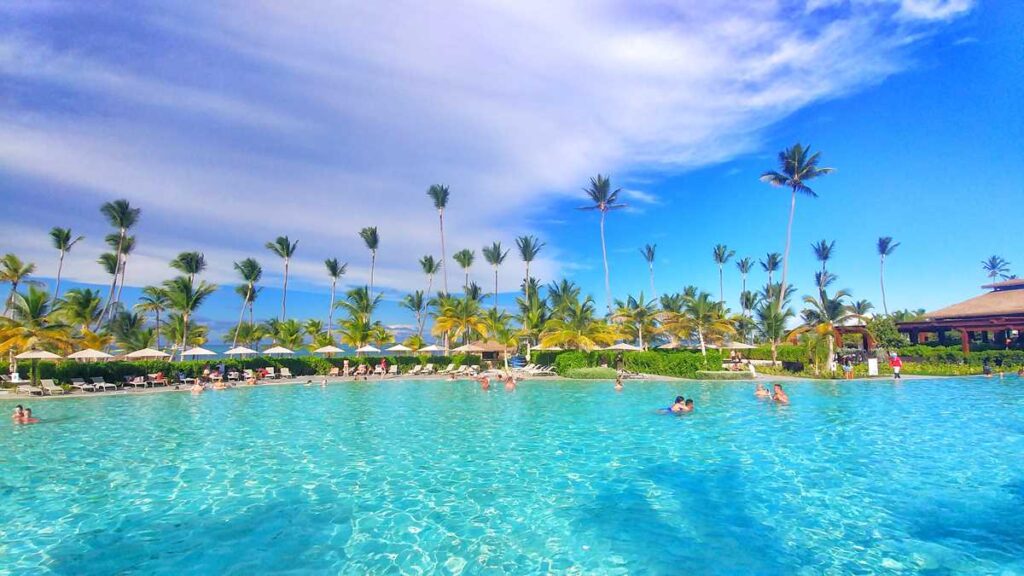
369, 252, 376, 299
770, 338, 778, 366
600, 211, 611, 315
438, 210, 448, 293
827, 333, 835, 373
116, 254, 128, 305
55, 250, 65, 299
718, 265, 724, 304
639, 324, 644, 350
523, 261, 531, 334
880, 256, 889, 315
493, 267, 499, 310
101, 228, 125, 322
698, 329, 706, 356
328, 279, 336, 340
233, 285, 251, 348
281, 259, 289, 321
155, 309, 162, 350
777, 188, 797, 313
180, 312, 190, 362
649, 264, 655, 300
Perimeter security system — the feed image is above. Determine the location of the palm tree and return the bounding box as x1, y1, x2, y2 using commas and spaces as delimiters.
481, 242, 509, 310
453, 248, 475, 291
539, 296, 619, 351
612, 292, 658, 349
58, 287, 104, 332
420, 255, 441, 296
851, 299, 874, 315
580, 175, 626, 314
812, 240, 835, 274
663, 291, 736, 356
736, 257, 754, 312
515, 235, 545, 317
163, 276, 217, 360
359, 227, 380, 299
231, 258, 262, 347
49, 227, 83, 299
876, 237, 900, 315
98, 199, 141, 321
1, 254, 39, 316
432, 296, 488, 345
135, 286, 170, 350
712, 244, 735, 304
266, 236, 298, 320
170, 251, 206, 285
547, 279, 581, 318
640, 244, 657, 298
755, 296, 794, 366
760, 144, 834, 312
336, 286, 382, 325
110, 311, 155, 351
0, 286, 75, 384
107, 233, 135, 306
793, 288, 857, 374
324, 258, 347, 340
760, 252, 781, 285
164, 313, 209, 349
427, 184, 450, 293
401, 291, 427, 337
981, 255, 1010, 282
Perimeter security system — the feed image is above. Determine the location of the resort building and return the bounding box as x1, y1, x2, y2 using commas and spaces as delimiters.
897, 279, 1024, 353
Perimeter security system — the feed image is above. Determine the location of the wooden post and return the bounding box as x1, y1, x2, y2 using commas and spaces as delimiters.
960, 329, 970, 355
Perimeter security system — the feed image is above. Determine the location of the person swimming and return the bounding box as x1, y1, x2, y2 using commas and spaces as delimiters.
614, 376, 623, 391
190, 382, 204, 394
19, 407, 39, 424
669, 396, 686, 413
754, 383, 771, 398
772, 383, 789, 404
504, 375, 516, 391
478, 376, 491, 391
12, 404, 24, 421
681, 399, 694, 412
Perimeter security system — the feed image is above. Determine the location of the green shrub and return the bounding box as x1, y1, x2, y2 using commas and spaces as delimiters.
746, 345, 806, 362
563, 367, 618, 379
550, 350, 721, 378
695, 370, 749, 380
554, 351, 589, 375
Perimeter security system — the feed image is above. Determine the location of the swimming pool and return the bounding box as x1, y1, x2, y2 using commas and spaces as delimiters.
2, 377, 1022, 574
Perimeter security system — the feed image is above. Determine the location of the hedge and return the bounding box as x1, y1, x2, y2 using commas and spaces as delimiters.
550, 350, 723, 379
0, 355, 481, 386
695, 370, 750, 380
563, 367, 618, 379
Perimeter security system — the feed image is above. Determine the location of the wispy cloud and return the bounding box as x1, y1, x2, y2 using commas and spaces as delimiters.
0, 1, 973, 293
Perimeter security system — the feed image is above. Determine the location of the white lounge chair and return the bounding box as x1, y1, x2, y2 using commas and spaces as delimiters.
407, 364, 422, 376
423, 363, 435, 374
17, 384, 43, 396
40, 379, 66, 395
70, 377, 95, 392
264, 367, 278, 379
328, 366, 340, 377
388, 365, 399, 376
280, 367, 293, 379
439, 363, 455, 374
91, 377, 116, 391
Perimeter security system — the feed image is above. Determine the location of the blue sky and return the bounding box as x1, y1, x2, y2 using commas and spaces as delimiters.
1, 1, 1020, 339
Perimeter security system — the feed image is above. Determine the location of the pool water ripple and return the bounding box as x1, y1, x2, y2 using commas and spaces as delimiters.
2, 377, 1023, 574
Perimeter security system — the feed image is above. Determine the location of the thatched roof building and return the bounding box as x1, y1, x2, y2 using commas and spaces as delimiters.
898, 279, 1024, 353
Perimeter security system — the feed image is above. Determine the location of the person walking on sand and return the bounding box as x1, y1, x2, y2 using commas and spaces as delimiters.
889, 352, 902, 380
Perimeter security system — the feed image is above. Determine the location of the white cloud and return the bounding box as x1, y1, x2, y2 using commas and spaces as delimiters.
0, 1, 973, 294
621, 190, 660, 205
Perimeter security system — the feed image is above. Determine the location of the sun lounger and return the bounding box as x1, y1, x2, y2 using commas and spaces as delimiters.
264, 367, 279, 379
125, 376, 150, 389
69, 377, 95, 392
328, 366, 340, 377
91, 377, 117, 391
373, 365, 384, 376
149, 373, 168, 387
439, 363, 455, 374
388, 365, 399, 376
423, 363, 435, 374
280, 367, 293, 379
40, 379, 66, 395
17, 384, 44, 396
407, 364, 422, 375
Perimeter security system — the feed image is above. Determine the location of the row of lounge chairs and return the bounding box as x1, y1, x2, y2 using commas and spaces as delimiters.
10, 367, 298, 396
513, 364, 557, 376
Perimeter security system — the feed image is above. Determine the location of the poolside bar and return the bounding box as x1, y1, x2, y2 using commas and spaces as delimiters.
897, 279, 1024, 354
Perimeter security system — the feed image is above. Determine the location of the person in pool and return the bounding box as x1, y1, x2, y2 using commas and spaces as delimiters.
669, 396, 686, 413
19, 408, 39, 424
614, 376, 623, 391
478, 376, 491, 391
504, 375, 516, 391
12, 404, 25, 421
754, 383, 771, 398
190, 381, 204, 394
682, 399, 694, 412
772, 383, 789, 404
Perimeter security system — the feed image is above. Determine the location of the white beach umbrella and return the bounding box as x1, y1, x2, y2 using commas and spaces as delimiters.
531, 345, 563, 351
182, 346, 217, 357
15, 350, 63, 360
720, 342, 756, 350
225, 346, 258, 356
125, 347, 171, 359
355, 345, 380, 354
656, 342, 682, 350
386, 344, 412, 354
262, 346, 294, 355
314, 345, 345, 355
68, 348, 114, 361
416, 344, 445, 353
603, 343, 642, 351
451, 343, 486, 353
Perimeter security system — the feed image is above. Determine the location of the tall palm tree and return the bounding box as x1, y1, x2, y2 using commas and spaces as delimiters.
481, 242, 509, 310
876, 237, 900, 315
712, 244, 735, 304
453, 249, 475, 291
981, 255, 1010, 282
58, 287, 104, 332
427, 184, 450, 293
851, 299, 874, 315
755, 296, 794, 366
420, 255, 441, 297
794, 288, 857, 374
135, 286, 170, 350
580, 175, 626, 314
170, 251, 206, 285
49, 227, 83, 299
359, 227, 379, 299
107, 233, 135, 307
515, 235, 545, 315
0, 286, 75, 384
760, 252, 781, 286
760, 144, 834, 312
324, 258, 347, 340
547, 279, 581, 318
812, 240, 835, 275
431, 295, 489, 345
231, 258, 262, 347
736, 257, 754, 312
1, 254, 39, 316
640, 244, 657, 298
266, 236, 298, 320
663, 291, 736, 356
539, 296, 619, 351
98, 199, 141, 321
401, 290, 427, 337
163, 275, 217, 360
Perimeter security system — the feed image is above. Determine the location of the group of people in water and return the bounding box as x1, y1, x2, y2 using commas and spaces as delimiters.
755, 382, 789, 403
10, 405, 38, 424
475, 374, 518, 391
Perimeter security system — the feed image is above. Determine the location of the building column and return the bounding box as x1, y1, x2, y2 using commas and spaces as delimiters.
960, 329, 971, 355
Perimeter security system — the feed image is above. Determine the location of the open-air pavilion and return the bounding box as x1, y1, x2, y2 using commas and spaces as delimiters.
897, 279, 1024, 354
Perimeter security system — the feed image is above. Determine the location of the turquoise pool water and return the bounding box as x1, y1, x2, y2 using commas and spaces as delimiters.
2, 377, 1023, 575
